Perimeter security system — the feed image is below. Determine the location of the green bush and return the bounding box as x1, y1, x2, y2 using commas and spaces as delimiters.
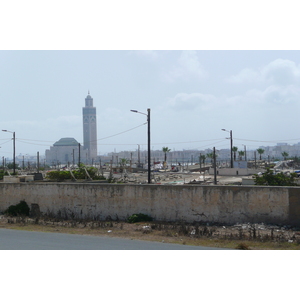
127, 213, 153, 223
253, 168, 298, 186
45, 166, 106, 181
5, 200, 30, 216
46, 170, 71, 181
0, 170, 9, 180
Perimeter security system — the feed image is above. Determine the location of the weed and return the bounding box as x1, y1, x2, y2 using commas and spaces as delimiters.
127, 213, 153, 223
235, 243, 251, 250
4, 200, 30, 217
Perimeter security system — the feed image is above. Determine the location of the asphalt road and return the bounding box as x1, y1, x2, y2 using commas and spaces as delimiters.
0, 228, 228, 250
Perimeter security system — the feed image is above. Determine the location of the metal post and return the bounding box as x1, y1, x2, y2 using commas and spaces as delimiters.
147, 108, 151, 184
213, 147, 217, 185
199, 153, 202, 175
37, 151, 40, 173
138, 144, 140, 166
78, 143, 81, 166
230, 130, 233, 168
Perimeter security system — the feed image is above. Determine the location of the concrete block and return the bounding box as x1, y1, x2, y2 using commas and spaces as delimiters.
3, 176, 20, 183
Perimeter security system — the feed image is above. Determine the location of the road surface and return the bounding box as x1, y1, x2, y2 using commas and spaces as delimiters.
0, 228, 228, 250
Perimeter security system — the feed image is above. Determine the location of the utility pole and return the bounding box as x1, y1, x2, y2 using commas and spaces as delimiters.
130, 108, 151, 183
199, 153, 202, 175
147, 108, 151, 184
37, 151, 40, 173
2, 130, 16, 174
78, 143, 81, 166
137, 144, 140, 166
213, 147, 217, 185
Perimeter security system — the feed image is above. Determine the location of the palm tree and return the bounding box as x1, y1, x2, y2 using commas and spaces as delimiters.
206, 152, 218, 164
257, 148, 265, 160
206, 152, 213, 163
162, 147, 171, 162
238, 151, 245, 161
282, 151, 289, 161
199, 154, 206, 164
232, 146, 238, 161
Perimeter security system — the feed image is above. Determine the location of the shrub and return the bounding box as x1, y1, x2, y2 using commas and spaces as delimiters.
5, 200, 30, 216
253, 168, 298, 186
127, 213, 153, 223
46, 170, 71, 181
46, 166, 106, 181
0, 170, 9, 180
235, 243, 250, 250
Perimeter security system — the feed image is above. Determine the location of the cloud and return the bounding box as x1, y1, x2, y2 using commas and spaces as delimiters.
262, 85, 300, 104
166, 93, 216, 111
226, 59, 300, 86
162, 51, 207, 82
261, 59, 300, 85
226, 68, 259, 83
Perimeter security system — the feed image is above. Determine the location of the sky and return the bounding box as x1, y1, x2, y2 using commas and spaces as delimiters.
1, 50, 300, 158
1, 1, 300, 159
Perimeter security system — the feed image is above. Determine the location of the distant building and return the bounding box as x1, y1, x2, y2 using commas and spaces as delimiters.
82, 92, 98, 162
45, 137, 88, 165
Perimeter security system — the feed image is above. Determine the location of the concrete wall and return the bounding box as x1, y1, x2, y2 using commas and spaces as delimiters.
209, 167, 263, 176
1, 182, 300, 226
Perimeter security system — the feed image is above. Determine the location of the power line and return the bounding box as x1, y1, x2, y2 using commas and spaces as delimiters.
96, 122, 147, 142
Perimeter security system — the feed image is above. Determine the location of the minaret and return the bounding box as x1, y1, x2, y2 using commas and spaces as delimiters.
82, 91, 97, 162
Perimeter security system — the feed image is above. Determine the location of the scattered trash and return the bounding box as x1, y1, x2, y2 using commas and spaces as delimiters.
288, 240, 293, 243
107, 230, 112, 233
223, 226, 226, 229
143, 226, 151, 229
190, 229, 196, 235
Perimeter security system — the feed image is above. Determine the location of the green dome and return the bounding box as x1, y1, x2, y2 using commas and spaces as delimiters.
53, 137, 79, 147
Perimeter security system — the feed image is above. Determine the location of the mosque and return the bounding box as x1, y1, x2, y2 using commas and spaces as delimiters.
45, 92, 98, 165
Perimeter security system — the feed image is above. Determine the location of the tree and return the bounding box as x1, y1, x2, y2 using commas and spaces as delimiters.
232, 146, 238, 161
206, 152, 214, 163
162, 147, 171, 163
282, 151, 289, 161
238, 151, 245, 160
199, 154, 206, 164
119, 158, 129, 173
253, 168, 298, 186
257, 148, 265, 160
6, 162, 19, 170
206, 152, 218, 163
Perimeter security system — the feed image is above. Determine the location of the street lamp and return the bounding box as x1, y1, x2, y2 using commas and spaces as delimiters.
131, 109, 151, 184
221, 129, 233, 168
2, 130, 16, 175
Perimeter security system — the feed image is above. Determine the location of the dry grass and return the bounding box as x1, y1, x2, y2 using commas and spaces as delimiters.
1, 216, 300, 250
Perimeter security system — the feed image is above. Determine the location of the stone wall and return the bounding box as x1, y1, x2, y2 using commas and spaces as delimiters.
0, 182, 300, 225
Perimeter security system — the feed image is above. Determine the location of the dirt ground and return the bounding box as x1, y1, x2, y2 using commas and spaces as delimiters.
1, 214, 300, 250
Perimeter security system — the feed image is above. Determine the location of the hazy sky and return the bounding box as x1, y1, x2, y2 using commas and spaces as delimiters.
1, 50, 300, 157
1, 1, 299, 158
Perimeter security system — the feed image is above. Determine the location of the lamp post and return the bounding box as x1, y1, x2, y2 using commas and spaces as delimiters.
131, 109, 151, 184
2, 130, 16, 175
222, 129, 233, 168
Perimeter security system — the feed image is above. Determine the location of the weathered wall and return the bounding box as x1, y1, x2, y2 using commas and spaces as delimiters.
0, 182, 300, 225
